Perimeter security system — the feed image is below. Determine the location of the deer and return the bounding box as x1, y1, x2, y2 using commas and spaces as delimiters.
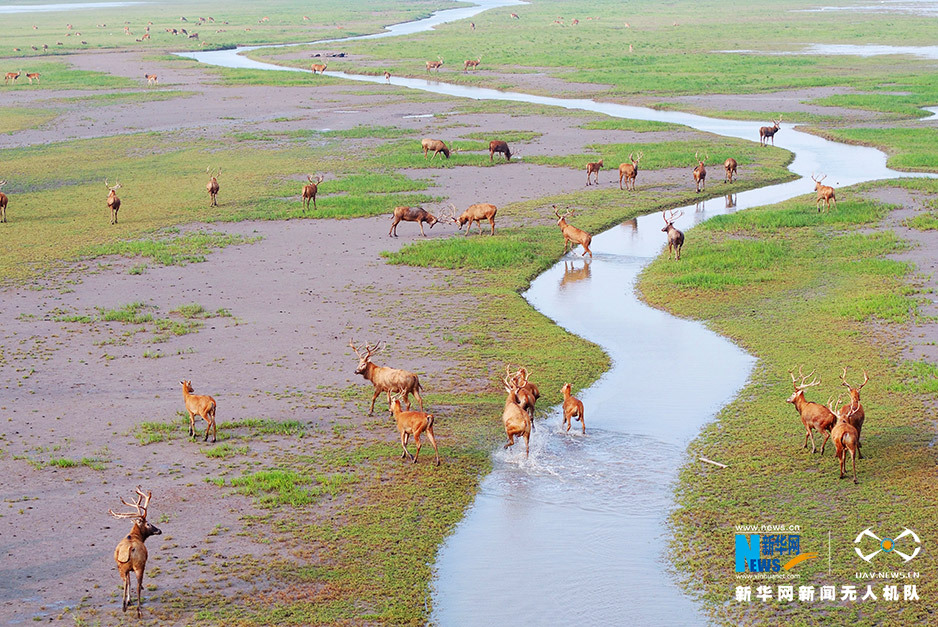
692, 151, 707, 193
839, 367, 868, 458
448, 203, 497, 236
350, 340, 424, 415
144, 73, 157, 85
0, 181, 7, 223
661, 210, 684, 260
786, 366, 837, 454
109, 487, 162, 617
812, 174, 836, 212
724, 157, 737, 183
561, 382, 585, 434
759, 117, 781, 147
205, 166, 220, 207
489, 140, 511, 162
389, 393, 440, 466
25, 72, 40, 84
4, 71, 20, 84
554, 206, 592, 257
618, 151, 643, 191
426, 56, 444, 73
384, 70, 390, 83
105, 178, 122, 224
828, 397, 860, 483
302, 173, 324, 211
421, 138, 450, 160
310, 62, 327, 74
181, 379, 217, 442
585, 158, 603, 186
464, 56, 481, 71
510, 12, 520, 19
389, 205, 439, 237
509, 365, 540, 428
501, 369, 532, 457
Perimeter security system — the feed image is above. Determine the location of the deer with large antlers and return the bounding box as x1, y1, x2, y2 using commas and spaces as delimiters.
390, 392, 440, 466
206, 166, 220, 207
839, 367, 868, 458
692, 151, 707, 193
0, 181, 8, 223
561, 382, 585, 434
426, 56, 444, 73
786, 366, 837, 454
501, 368, 532, 457
389, 205, 439, 237
618, 151, 642, 191
105, 178, 122, 224
421, 138, 450, 160
109, 487, 162, 617
181, 379, 217, 442
464, 56, 481, 71
759, 117, 781, 147
828, 396, 860, 483
811, 174, 836, 212
661, 210, 684, 260
350, 340, 424, 415
723, 157, 737, 183
585, 158, 603, 186
554, 206, 592, 257
302, 173, 324, 211
447, 203, 497, 236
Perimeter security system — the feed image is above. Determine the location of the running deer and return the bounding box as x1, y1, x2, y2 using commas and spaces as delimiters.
181, 380, 217, 442
618, 151, 642, 191
105, 178, 122, 224
661, 210, 684, 260
389, 393, 440, 466
389, 205, 438, 237
464, 56, 481, 71
724, 157, 737, 183
786, 366, 837, 454
759, 117, 781, 147
205, 166, 220, 207
426, 56, 444, 73
302, 173, 324, 210
0, 181, 7, 223
144, 73, 157, 85
310, 62, 327, 74
447, 203, 497, 236
554, 206, 592, 257
109, 487, 162, 617
501, 368, 532, 457
839, 367, 868, 458
509, 365, 540, 429
349, 340, 424, 415
586, 158, 603, 186
692, 151, 707, 193
421, 138, 450, 159
828, 396, 860, 483
561, 382, 585, 434
489, 140, 511, 162
812, 174, 836, 212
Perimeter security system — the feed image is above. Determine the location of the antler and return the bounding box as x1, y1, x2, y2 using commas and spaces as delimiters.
789, 365, 821, 391
316, 173, 324, 184
105, 177, 121, 191
109, 486, 151, 520
841, 366, 869, 391
0, 180, 6, 188
663, 209, 683, 224
348, 339, 362, 358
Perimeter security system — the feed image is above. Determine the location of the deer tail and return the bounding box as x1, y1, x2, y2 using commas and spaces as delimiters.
426, 414, 434, 429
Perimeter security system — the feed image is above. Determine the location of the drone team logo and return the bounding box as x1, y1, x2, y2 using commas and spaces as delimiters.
854, 528, 921, 563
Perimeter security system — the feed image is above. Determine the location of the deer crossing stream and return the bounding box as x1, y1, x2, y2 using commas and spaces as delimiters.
180, 2, 932, 624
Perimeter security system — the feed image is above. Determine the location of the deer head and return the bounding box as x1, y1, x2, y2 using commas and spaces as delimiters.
349, 340, 382, 374
661, 209, 683, 232
630, 151, 644, 165
108, 487, 162, 537
840, 367, 868, 398
787, 366, 821, 403
105, 178, 122, 193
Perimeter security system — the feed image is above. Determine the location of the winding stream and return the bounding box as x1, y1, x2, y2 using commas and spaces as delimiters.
178, 2, 933, 624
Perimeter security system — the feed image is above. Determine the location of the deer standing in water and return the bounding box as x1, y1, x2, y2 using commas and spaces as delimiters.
661, 209, 684, 260
501, 368, 532, 457
554, 206, 592, 257
561, 383, 585, 433
759, 117, 781, 147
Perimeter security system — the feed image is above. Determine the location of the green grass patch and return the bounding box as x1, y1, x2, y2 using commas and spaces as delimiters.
579, 118, 684, 132
0, 107, 58, 134
82, 229, 258, 268
460, 130, 542, 143
904, 211, 938, 231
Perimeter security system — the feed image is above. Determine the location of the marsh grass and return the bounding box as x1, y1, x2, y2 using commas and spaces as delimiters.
0, 107, 59, 134
134, 416, 306, 445
810, 127, 938, 172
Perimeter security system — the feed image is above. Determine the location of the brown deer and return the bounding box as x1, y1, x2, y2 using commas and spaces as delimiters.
839, 367, 868, 458
448, 203, 497, 236
489, 140, 511, 162
144, 73, 157, 85
586, 158, 603, 186
205, 166, 220, 207
25, 72, 40, 84
561, 382, 585, 434
389, 393, 440, 466
350, 340, 424, 415
4, 71, 20, 84
464, 56, 481, 71
661, 210, 684, 260
421, 138, 450, 159
426, 56, 444, 73
384, 70, 391, 83
389, 205, 439, 237
618, 151, 642, 191
501, 369, 532, 457
554, 206, 592, 257
510, 12, 520, 19
759, 117, 781, 147
723, 157, 737, 183
812, 174, 836, 212
181, 380, 217, 442
109, 487, 162, 617
0, 181, 7, 223
105, 178, 122, 224
828, 397, 860, 483
692, 151, 707, 193
301, 173, 324, 211
786, 366, 837, 454
310, 62, 327, 74
509, 365, 540, 429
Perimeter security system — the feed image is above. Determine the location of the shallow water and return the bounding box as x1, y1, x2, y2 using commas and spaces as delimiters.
0, 2, 144, 13
719, 44, 938, 60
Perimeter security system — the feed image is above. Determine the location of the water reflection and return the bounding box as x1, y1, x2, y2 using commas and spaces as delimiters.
559, 260, 591, 289
725, 193, 737, 209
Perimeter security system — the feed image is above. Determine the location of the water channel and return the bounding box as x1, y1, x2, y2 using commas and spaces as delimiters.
178, 2, 933, 624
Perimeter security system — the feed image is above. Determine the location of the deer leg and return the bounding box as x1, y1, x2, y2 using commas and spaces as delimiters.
820, 430, 831, 455
804, 427, 816, 453
401, 432, 414, 461
524, 434, 529, 458
425, 426, 440, 466
412, 432, 422, 463
676, 244, 681, 261
122, 572, 130, 612
210, 411, 217, 443
412, 388, 424, 412
419, 221, 426, 236
135, 569, 144, 617
389, 220, 397, 237
369, 389, 380, 415
477, 220, 484, 236
188, 412, 196, 438
504, 433, 515, 449
489, 218, 495, 236
851, 450, 857, 484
